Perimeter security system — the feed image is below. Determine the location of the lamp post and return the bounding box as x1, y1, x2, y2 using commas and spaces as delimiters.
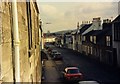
40, 19, 42, 36
39, 19, 44, 50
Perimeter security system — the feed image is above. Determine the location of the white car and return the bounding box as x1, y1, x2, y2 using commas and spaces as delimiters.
79, 81, 99, 84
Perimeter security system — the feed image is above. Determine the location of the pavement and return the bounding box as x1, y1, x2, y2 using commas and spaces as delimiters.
41, 50, 62, 84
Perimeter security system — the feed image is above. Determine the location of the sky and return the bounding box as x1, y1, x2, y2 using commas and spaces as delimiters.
37, 1, 119, 33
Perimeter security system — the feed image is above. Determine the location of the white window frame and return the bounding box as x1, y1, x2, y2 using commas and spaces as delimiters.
90, 36, 93, 42
90, 47, 93, 54
106, 36, 110, 46
93, 36, 96, 44
82, 36, 86, 41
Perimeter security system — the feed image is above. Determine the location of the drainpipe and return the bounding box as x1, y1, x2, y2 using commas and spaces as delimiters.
11, 1, 20, 82
0, 2, 2, 82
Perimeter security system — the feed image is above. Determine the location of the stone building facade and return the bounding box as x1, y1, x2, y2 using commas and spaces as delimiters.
0, 1, 41, 82
112, 15, 120, 68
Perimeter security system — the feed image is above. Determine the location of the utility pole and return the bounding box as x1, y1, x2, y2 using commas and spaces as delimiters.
40, 19, 44, 50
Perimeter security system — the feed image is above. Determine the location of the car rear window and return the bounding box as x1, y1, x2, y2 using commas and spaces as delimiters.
67, 69, 79, 74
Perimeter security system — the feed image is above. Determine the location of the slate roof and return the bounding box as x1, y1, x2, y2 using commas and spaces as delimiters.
71, 31, 77, 35
83, 27, 112, 36
79, 24, 92, 34
83, 23, 112, 36
83, 30, 102, 36
112, 15, 120, 23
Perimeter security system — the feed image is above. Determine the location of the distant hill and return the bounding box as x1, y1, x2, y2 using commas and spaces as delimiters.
53, 29, 76, 34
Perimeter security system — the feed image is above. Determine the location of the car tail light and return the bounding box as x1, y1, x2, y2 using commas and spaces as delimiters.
67, 76, 71, 79
79, 74, 83, 79
66, 74, 71, 79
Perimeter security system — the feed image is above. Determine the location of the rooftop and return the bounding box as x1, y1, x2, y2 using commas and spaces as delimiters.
79, 24, 92, 34
112, 15, 120, 23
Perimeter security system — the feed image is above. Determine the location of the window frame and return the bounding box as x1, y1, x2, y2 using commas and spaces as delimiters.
106, 36, 111, 46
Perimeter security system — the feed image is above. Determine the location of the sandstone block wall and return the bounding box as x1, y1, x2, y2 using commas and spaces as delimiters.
1, 1, 41, 82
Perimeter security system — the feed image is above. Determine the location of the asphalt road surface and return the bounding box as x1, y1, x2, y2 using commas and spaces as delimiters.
42, 45, 120, 84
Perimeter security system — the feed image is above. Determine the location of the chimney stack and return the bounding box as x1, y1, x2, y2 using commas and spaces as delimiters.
103, 19, 111, 23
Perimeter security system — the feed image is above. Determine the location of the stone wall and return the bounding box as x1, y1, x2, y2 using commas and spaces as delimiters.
0, 2, 2, 81
1, 1, 41, 82
18, 2, 31, 82
2, 2, 14, 82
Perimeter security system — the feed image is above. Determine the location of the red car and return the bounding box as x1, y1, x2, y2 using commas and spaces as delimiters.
62, 67, 83, 82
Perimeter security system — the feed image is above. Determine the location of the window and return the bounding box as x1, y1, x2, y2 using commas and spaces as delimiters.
114, 22, 120, 41
82, 36, 86, 41
90, 36, 96, 44
88, 46, 90, 54
67, 69, 79, 74
90, 47, 93, 54
106, 36, 111, 46
90, 36, 93, 42
93, 36, 96, 44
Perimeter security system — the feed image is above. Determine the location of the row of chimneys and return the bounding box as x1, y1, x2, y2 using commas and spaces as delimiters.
81, 17, 111, 25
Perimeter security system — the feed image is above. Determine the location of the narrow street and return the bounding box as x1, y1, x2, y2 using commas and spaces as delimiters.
42, 45, 120, 84
55, 46, 120, 84
1, 1, 120, 83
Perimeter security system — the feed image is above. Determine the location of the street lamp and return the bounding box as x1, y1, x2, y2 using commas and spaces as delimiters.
39, 19, 44, 49
40, 19, 42, 33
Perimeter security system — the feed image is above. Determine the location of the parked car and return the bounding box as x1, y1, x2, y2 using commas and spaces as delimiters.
50, 49, 58, 57
52, 52, 63, 60
61, 67, 83, 82
79, 81, 99, 84
47, 47, 52, 55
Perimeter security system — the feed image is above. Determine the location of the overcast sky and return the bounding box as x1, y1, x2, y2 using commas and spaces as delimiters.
37, 2, 118, 33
